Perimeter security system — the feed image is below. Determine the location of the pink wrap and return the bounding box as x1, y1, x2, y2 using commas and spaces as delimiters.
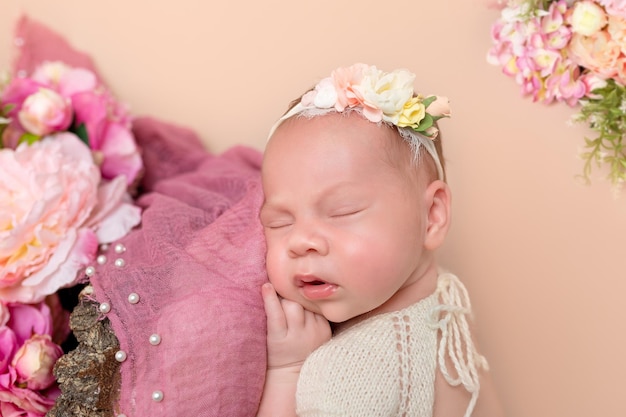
11, 16, 269, 416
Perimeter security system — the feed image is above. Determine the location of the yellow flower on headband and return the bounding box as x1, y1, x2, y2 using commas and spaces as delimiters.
397, 96, 426, 129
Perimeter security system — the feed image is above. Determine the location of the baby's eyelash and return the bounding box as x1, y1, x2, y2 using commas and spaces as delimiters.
264, 221, 293, 229
330, 208, 364, 218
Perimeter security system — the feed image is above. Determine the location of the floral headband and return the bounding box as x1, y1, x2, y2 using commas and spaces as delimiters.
268, 63, 451, 180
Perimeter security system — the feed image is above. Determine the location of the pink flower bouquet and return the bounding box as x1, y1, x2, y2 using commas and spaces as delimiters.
487, 0, 626, 190
0, 59, 143, 415
0, 61, 142, 304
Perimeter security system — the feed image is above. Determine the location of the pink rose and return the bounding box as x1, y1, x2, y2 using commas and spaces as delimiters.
0, 300, 61, 416
0, 78, 43, 148
0, 133, 141, 303
17, 88, 73, 136
567, 31, 622, 78
0, 368, 58, 415
11, 335, 62, 391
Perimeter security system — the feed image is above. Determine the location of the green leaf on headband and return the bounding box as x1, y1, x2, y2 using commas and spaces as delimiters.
415, 114, 433, 132
74, 122, 90, 147
422, 96, 437, 108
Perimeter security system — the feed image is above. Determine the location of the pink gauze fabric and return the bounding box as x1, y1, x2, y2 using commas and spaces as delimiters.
11, 15, 269, 416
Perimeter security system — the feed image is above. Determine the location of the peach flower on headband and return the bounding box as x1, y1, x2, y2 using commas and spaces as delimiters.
331, 63, 367, 111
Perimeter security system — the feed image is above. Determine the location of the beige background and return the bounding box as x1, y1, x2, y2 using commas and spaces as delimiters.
2, 1, 625, 416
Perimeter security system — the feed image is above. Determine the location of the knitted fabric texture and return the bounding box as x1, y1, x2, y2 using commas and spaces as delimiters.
296, 272, 486, 417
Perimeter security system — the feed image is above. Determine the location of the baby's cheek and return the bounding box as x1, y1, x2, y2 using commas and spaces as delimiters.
265, 251, 286, 287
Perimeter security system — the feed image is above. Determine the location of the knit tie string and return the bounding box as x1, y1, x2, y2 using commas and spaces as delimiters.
429, 272, 489, 417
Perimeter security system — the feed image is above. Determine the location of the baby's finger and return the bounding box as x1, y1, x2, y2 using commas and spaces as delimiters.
261, 283, 287, 336
280, 297, 306, 327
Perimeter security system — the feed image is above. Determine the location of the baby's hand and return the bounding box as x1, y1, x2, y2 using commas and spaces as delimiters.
261, 283, 331, 370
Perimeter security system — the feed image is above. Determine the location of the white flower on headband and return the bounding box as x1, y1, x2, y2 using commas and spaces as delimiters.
358, 66, 415, 124
299, 63, 450, 139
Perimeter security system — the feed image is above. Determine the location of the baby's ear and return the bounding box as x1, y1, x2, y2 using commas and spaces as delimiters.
423, 180, 452, 251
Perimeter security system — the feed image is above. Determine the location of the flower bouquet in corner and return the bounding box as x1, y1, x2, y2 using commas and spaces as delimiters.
0, 59, 143, 415
487, 0, 626, 190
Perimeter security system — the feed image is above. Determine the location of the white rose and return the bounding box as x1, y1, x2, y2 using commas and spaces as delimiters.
358, 67, 414, 123
570, 1, 608, 36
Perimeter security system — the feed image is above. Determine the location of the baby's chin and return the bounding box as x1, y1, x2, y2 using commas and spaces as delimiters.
319, 307, 372, 328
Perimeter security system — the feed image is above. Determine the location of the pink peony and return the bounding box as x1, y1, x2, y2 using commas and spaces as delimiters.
0, 133, 141, 303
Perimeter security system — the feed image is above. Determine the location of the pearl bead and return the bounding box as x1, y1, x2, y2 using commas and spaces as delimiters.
151, 390, 164, 402
128, 293, 140, 304
97, 255, 107, 265
149, 334, 161, 345
100, 243, 110, 251
99, 302, 111, 314
114, 258, 126, 268
85, 266, 96, 277
115, 350, 127, 362
114, 243, 126, 254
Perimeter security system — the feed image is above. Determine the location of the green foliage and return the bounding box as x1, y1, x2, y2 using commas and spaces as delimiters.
575, 80, 626, 188
73, 122, 90, 147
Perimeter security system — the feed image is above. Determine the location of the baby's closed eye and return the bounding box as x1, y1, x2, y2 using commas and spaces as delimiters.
328, 205, 367, 219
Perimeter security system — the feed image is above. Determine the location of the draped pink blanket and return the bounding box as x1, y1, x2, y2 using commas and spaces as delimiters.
12, 16, 268, 416
93, 118, 267, 416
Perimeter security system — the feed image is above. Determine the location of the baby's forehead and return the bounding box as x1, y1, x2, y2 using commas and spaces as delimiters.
263, 114, 431, 189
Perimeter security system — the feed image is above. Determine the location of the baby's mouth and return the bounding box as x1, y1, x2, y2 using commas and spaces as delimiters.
297, 275, 328, 287
297, 275, 338, 299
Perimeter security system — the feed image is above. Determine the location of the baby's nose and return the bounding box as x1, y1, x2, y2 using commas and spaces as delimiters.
287, 222, 329, 257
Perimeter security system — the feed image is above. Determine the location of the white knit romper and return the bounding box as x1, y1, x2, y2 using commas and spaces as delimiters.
296, 272, 487, 417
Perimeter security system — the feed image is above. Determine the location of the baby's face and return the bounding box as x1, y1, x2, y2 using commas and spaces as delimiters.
260, 113, 432, 323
